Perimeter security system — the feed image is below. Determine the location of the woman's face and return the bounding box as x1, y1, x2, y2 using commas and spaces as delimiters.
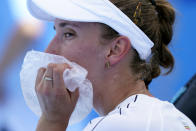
45, 19, 106, 86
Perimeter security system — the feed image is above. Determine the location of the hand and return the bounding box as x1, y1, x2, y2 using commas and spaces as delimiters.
35, 63, 79, 130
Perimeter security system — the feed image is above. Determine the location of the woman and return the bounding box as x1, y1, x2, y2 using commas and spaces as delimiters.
27, 0, 196, 130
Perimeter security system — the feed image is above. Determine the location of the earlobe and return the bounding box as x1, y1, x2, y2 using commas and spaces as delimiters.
105, 36, 131, 66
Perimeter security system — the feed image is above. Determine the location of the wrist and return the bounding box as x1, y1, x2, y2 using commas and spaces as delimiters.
36, 115, 69, 131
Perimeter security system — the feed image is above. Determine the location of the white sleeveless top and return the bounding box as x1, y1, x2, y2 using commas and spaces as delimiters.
84, 94, 196, 131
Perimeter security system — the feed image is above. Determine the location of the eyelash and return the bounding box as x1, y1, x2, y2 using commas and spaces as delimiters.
64, 32, 74, 38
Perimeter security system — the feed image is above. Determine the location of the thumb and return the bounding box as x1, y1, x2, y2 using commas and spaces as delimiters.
70, 88, 79, 104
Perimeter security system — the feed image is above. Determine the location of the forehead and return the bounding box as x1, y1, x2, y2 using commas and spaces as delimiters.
54, 19, 81, 28
54, 19, 100, 29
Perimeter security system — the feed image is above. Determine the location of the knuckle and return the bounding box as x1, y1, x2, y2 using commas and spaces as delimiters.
58, 63, 71, 72
38, 67, 46, 73
63, 63, 71, 69
47, 63, 56, 69
63, 63, 70, 67
53, 67, 62, 74
35, 85, 50, 96
42, 88, 50, 96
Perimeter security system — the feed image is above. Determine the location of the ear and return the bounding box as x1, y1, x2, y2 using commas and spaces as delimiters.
105, 36, 131, 66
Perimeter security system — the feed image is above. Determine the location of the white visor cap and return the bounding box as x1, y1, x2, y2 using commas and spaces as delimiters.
27, 0, 154, 60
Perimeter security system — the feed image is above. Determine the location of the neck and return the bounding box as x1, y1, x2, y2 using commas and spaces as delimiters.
93, 69, 152, 116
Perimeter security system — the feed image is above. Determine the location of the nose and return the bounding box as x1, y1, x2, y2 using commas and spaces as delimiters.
45, 36, 59, 55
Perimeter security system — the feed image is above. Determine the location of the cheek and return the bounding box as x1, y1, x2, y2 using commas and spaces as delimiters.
58, 38, 104, 81
74, 45, 101, 66
60, 43, 100, 66
75, 46, 104, 79
77, 45, 104, 80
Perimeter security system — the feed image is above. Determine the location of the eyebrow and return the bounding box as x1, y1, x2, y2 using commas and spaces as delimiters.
53, 22, 80, 30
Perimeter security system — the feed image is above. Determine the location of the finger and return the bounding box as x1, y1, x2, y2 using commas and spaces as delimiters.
43, 63, 56, 88
60, 63, 72, 71
52, 63, 72, 99
70, 88, 79, 104
53, 63, 71, 89
53, 67, 64, 89
35, 67, 46, 87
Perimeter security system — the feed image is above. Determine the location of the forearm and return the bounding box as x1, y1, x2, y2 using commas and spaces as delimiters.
36, 116, 68, 131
